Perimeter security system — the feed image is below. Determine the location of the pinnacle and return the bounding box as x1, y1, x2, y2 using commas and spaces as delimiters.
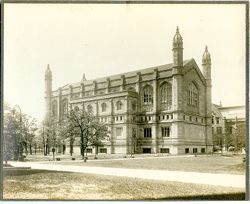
176, 26, 179, 34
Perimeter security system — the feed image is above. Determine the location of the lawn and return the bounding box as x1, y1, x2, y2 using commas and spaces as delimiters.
45, 154, 245, 175
3, 169, 245, 200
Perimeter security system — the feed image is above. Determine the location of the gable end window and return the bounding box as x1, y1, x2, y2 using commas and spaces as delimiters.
187, 82, 199, 107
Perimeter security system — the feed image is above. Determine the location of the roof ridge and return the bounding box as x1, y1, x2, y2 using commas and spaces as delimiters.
81, 58, 193, 82
60, 58, 193, 88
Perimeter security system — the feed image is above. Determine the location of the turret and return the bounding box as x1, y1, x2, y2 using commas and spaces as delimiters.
202, 46, 213, 152
81, 73, 86, 82
45, 64, 52, 121
45, 64, 52, 95
202, 46, 211, 80
172, 26, 183, 67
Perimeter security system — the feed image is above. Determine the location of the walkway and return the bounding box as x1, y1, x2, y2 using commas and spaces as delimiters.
9, 161, 245, 189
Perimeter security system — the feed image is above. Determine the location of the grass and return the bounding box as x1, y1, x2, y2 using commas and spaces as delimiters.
46, 154, 245, 175
3, 169, 245, 200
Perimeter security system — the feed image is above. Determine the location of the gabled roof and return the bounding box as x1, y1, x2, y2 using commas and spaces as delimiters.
183, 58, 206, 85
212, 104, 223, 117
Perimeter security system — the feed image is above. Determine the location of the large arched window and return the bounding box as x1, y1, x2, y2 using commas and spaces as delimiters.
52, 100, 58, 117
187, 82, 199, 107
116, 101, 122, 110
101, 103, 106, 112
160, 82, 172, 105
62, 99, 68, 115
87, 104, 93, 113
143, 85, 153, 104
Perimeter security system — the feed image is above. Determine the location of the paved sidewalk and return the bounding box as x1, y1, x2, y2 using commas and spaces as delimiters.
9, 161, 245, 189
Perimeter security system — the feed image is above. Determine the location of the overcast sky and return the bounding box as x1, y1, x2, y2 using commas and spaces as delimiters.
4, 3, 246, 122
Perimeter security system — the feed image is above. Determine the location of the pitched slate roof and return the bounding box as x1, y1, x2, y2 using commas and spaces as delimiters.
58, 59, 203, 90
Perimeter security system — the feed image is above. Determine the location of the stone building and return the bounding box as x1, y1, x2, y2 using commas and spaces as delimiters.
44, 27, 213, 155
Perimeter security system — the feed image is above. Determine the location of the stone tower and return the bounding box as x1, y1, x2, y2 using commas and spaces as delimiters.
45, 64, 52, 122
171, 27, 184, 154
202, 46, 213, 151
172, 26, 183, 67
172, 27, 184, 111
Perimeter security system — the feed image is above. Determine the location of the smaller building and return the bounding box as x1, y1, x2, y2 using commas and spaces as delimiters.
212, 104, 246, 152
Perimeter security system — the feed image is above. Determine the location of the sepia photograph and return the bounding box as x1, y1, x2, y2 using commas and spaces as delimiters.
2, 0, 248, 201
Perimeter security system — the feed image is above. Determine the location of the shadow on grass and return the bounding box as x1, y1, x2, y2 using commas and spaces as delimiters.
150, 192, 245, 200
3, 169, 55, 177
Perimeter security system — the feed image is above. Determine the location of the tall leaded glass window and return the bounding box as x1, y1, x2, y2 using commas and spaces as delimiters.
160, 82, 172, 105
187, 83, 199, 107
143, 86, 153, 104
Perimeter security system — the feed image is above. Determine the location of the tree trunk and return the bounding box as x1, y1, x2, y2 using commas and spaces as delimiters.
63, 144, 66, 155
95, 146, 99, 155
70, 144, 73, 156
25, 143, 28, 155
20, 143, 24, 157
44, 144, 46, 156
81, 145, 84, 159
45, 144, 49, 155
29, 144, 32, 155
14, 144, 19, 161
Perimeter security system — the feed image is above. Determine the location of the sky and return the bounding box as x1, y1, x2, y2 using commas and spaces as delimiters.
4, 3, 246, 123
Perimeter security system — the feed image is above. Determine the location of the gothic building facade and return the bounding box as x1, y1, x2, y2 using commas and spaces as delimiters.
44, 28, 213, 155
